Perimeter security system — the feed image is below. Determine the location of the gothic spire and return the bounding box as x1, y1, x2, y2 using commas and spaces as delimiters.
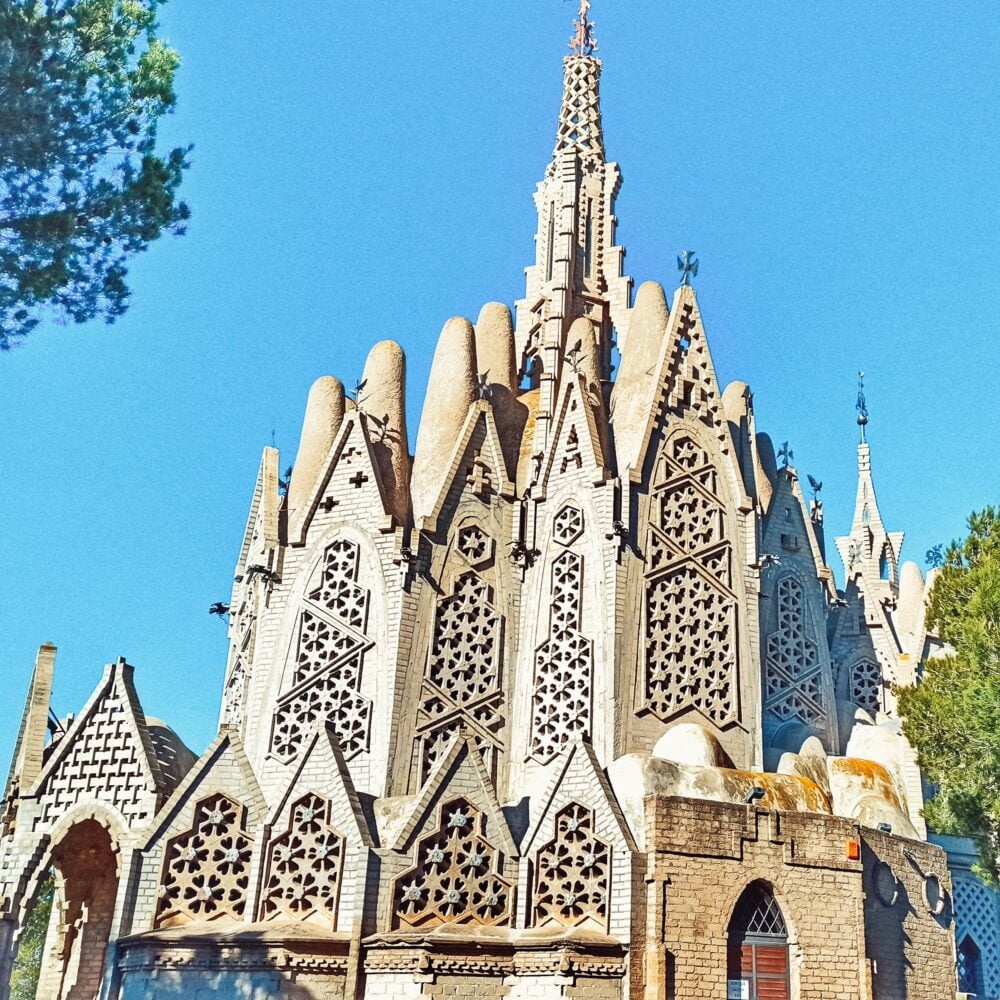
514, 0, 631, 451
553, 3, 604, 163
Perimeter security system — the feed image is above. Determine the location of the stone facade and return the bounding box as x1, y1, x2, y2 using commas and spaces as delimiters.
1, 6, 996, 999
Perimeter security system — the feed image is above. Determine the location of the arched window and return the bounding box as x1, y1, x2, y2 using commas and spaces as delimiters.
958, 934, 984, 997
727, 883, 790, 1000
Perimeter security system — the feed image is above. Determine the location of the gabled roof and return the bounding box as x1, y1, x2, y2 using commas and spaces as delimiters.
387, 732, 515, 858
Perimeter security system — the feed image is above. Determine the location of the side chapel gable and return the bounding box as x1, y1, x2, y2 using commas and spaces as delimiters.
29, 659, 166, 829
519, 740, 636, 939
266, 725, 373, 849
132, 728, 267, 932
388, 734, 515, 858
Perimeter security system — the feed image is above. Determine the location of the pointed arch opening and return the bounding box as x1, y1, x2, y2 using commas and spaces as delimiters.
727, 882, 790, 1000
958, 934, 984, 997
19, 819, 120, 1000
879, 543, 894, 582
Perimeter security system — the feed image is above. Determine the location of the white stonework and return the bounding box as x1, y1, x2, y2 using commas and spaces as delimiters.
1, 9, 994, 1000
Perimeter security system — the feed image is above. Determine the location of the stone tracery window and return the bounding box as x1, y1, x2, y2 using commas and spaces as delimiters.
642, 435, 738, 727
533, 803, 610, 930
221, 656, 248, 728
414, 566, 505, 786
531, 549, 593, 763
392, 797, 511, 929
259, 792, 345, 927
270, 539, 374, 762
763, 575, 826, 727
851, 658, 882, 716
155, 792, 252, 927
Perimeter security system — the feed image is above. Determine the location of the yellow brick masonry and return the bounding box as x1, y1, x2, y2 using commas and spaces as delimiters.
643, 796, 957, 1000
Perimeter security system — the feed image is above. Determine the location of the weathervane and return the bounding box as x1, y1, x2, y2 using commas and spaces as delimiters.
569, 0, 598, 56
856, 370, 869, 443
677, 250, 698, 286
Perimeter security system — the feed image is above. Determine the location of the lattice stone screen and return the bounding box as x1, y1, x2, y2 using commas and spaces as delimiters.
643, 435, 737, 726
533, 803, 611, 929
271, 539, 374, 762
39, 691, 148, 826
850, 658, 882, 716
155, 792, 252, 926
392, 797, 511, 929
764, 575, 826, 726
531, 542, 593, 763
259, 792, 345, 927
414, 570, 505, 785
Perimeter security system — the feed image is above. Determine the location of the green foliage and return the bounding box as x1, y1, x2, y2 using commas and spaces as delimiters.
897, 507, 1000, 882
9, 869, 55, 1000
0, 0, 189, 347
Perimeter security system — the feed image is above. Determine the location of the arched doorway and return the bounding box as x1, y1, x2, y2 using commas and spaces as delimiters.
28, 819, 120, 1000
727, 882, 790, 1000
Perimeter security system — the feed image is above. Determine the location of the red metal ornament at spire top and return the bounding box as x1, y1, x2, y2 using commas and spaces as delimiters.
569, 0, 598, 57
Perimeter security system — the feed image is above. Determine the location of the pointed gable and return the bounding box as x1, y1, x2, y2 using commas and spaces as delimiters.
759, 468, 839, 753
139, 728, 266, 929
385, 734, 516, 931
297, 411, 396, 543
414, 401, 514, 535
632, 284, 736, 486
30, 658, 166, 830
237, 447, 279, 574
257, 726, 373, 930
537, 370, 607, 493
520, 740, 636, 940
266, 725, 372, 848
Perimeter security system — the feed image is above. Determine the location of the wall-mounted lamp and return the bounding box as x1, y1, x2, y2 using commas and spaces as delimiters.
744, 786, 766, 804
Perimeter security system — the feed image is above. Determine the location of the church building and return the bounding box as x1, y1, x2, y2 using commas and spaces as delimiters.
2, 5, 996, 998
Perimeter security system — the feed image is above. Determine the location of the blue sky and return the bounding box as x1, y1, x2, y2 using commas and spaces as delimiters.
2, 2, 997, 767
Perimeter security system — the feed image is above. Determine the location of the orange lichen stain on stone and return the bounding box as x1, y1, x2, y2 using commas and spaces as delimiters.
515, 388, 542, 489
829, 757, 903, 808
722, 769, 832, 814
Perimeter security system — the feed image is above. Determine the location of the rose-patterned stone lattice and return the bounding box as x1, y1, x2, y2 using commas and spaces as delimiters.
414, 572, 505, 785
393, 797, 511, 929
155, 792, 252, 927
851, 657, 882, 716
764, 575, 826, 726
643, 435, 738, 726
259, 792, 345, 926
534, 803, 611, 929
531, 550, 593, 762
271, 539, 374, 762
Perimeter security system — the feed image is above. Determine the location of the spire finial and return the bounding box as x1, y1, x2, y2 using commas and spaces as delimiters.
855, 370, 869, 443
569, 0, 598, 57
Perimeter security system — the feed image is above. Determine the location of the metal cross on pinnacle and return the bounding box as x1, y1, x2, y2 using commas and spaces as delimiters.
569, 0, 598, 56
778, 441, 794, 468
677, 250, 698, 286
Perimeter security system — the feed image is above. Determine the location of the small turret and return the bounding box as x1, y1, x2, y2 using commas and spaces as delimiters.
411, 317, 477, 525
360, 341, 410, 524
287, 376, 346, 543
610, 280, 669, 473
4, 643, 57, 807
